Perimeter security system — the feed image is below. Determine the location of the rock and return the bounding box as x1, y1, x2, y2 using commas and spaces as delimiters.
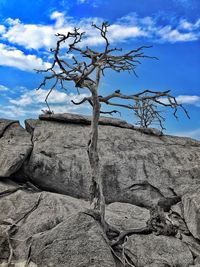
0, 180, 115, 266
30, 212, 116, 267
105, 202, 150, 231
171, 201, 184, 218
181, 234, 200, 258
124, 234, 194, 267
0, 180, 88, 264
0, 119, 17, 137
39, 113, 136, 130
0, 119, 32, 178
18, 114, 200, 208
182, 190, 200, 240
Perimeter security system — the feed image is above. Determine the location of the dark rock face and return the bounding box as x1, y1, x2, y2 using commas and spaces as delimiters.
0, 119, 32, 177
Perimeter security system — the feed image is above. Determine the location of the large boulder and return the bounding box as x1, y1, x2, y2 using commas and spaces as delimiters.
0, 180, 116, 266
19, 113, 200, 208
0, 119, 32, 178
30, 212, 116, 267
182, 190, 200, 240
124, 234, 194, 267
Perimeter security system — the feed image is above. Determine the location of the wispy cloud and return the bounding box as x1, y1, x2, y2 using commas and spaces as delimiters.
9, 88, 90, 107
0, 11, 199, 72
76, 0, 102, 7
0, 86, 91, 120
160, 94, 200, 106
179, 18, 200, 31
0, 84, 9, 91
157, 26, 198, 42
176, 95, 200, 105
1, 11, 200, 52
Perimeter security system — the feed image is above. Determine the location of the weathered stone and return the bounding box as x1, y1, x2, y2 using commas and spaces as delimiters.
0, 120, 32, 177
105, 202, 150, 231
0, 180, 88, 264
30, 212, 116, 267
19, 115, 200, 208
182, 190, 200, 240
0, 179, 116, 266
39, 113, 136, 129
0, 119, 17, 138
181, 234, 200, 258
124, 234, 193, 267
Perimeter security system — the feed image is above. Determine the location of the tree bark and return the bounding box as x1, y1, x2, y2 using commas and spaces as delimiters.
87, 88, 105, 225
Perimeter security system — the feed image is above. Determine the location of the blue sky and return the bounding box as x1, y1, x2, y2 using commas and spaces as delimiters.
0, 0, 200, 139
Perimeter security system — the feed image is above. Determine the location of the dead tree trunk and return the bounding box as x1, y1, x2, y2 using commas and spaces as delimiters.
87, 87, 106, 226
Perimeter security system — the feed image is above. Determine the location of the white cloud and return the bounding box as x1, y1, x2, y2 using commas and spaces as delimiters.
6, 18, 21, 26
0, 85, 8, 91
179, 18, 200, 31
160, 94, 200, 106
0, 25, 6, 34
108, 24, 147, 41
3, 23, 57, 50
76, 0, 101, 7
0, 43, 51, 71
1, 11, 200, 52
9, 88, 90, 107
157, 26, 198, 42
0, 87, 91, 120
176, 95, 200, 105
50, 11, 65, 28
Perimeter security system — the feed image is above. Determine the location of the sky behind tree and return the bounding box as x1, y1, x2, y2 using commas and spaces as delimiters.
0, 0, 199, 138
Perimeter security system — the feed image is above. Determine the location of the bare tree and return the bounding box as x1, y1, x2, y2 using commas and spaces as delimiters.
134, 97, 166, 130
36, 22, 189, 232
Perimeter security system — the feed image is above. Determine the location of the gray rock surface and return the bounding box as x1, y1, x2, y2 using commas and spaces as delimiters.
19, 113, 200, 209
0, 180, 116, 266
0, 119, 32, 178
1, 113, 200, 266
182, 190, 200, 240
30, 212, 115, 267
105, 202, 150, 231
124, 234, 194, 267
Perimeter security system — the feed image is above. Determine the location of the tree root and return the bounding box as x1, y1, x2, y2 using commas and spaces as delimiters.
5, 231, 13, 267
3, 193, 42, 266
84, 204, 178, 266
111, 226, 152, 247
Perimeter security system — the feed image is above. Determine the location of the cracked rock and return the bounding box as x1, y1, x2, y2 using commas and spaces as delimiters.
0, 120, 32, 178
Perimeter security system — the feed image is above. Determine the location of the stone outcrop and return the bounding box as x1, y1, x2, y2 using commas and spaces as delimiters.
124, 234, 194, 266
1, 179, 200, 267
19, 113, 200, 210
1, 113, 200, 267
0, 119, 32, 178
0, 180, 115, 266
